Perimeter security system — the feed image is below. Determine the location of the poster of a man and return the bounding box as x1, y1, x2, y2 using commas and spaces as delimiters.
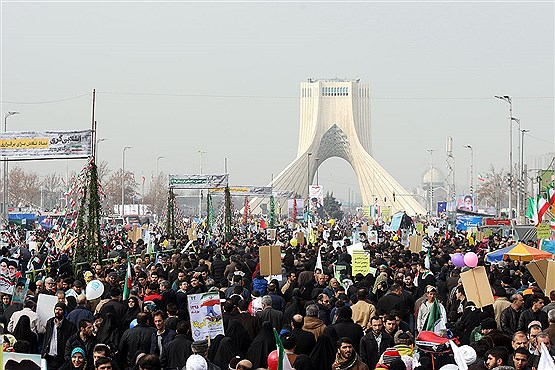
457, 195, 475, 212
309, 185, 324, 219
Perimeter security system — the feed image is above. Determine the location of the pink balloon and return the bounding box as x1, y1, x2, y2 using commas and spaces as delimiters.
464, 252, 478, 268
451, 253, 465, 268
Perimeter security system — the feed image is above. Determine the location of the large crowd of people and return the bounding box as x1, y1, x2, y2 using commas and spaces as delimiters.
1, 216, 555, 370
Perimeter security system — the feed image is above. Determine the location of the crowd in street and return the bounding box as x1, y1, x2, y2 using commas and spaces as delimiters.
0, 216, 555, 370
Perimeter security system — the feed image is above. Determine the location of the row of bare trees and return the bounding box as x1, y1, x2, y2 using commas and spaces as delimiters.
2, 161, 168, 217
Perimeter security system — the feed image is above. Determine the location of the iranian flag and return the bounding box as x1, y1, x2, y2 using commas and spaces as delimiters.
547, 186, 555, 205
272, 328, 294, 370
527, 197, 539, 225
538, 196, 551, 224
424, 300, 447, 334
123, 258, 132, 300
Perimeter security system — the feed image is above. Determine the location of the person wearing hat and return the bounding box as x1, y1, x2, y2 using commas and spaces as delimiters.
191, 339, 220, 370
66, 280, 84, 298
416, 285, 447, 333
42, 302, 77, 370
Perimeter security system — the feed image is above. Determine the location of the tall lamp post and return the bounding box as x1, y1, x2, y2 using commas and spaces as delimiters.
121, 146, 132, 215
156, 156, 165, 176
427, 149, 435, 214
495, 95, 513, 220
3, 111, 20, 220
315, 157, 320, 186
511, 117, 522, 221
198, 150, 206, 220
463, 145, 474, 198
96, 138, 107, 163
521, 129, 529, 220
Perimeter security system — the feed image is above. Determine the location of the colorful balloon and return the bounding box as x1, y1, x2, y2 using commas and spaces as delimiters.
464, 252, 478, 268
451, 253, 465, 268
267, 350, 279, 370
290, 238, 298, 247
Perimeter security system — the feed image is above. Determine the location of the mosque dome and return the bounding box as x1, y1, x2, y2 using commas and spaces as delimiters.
422, 167, 445, 188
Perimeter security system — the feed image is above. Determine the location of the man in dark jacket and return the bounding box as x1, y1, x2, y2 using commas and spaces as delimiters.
211, 252, 227, 282
291, 314, 316, 356
500, 293, 525, 336
149, 311, 176, 357
160, 320, 193, 370
119, 312, 156, 368
66, 294, 94, 328
359, 316, 394, 369
100, 287, 127, 327
64, 319, 96, 365
376, 284, 406, 317
518, 295, 548, 331
231, 299, 259, 341
256, 295, 286, 332
42, 302, 77, 370
324, 306, 365, 353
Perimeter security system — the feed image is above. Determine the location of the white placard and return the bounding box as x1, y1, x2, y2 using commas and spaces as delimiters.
36, 293, 58, 327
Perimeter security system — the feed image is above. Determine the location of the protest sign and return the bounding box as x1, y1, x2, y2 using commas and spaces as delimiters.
3, 352, 46, 370
409, 235, 423, 253
527, 259, 555, 295
460, 266, 494, 308
37, 293, 58, 326
259, 245, 281, 276
537, 223, 551, 240
0, 258, 18, 295
187, 292, 225, 341
11, 277, 29, 305
267, 228, 276, 241
368, 230, 378, 244
334, 264, 347, 282
415, 223, 424, 235
484, 228, 493, 237
352, 251, 370, 276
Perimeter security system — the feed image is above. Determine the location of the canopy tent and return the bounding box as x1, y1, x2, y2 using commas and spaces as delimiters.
504, 243, 553, 262
485, 245, 515, 263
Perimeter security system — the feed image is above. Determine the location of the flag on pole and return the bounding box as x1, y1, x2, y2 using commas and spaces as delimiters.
314, 246, 322, 272
272, 328, 294, 370
547, 186, 555, 205
538, 196, 551, 224
424, 300, 447, 333
123, 258, 132, 300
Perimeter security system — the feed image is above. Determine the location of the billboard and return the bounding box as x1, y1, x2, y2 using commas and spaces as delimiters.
0, 130, 92, 160
456, 194, 475, 212
456, 215, 483, 231
209, 186, 272, 196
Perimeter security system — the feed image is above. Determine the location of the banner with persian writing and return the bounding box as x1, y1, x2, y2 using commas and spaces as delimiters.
209, 186, 272, 196
0, 130, 92, 160
169, 174, 229, 189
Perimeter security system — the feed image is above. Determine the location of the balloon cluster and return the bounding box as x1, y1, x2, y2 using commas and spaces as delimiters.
451, 252, 478, 268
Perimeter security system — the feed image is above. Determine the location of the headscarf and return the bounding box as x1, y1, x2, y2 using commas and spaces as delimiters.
13, 315, 38, 352
226, 319, 251, 356
96, 313, 120, 351
213, 337, 237, 370
246, 321, 276, 369
122, 296, 140, 329
309, 334, 335, 370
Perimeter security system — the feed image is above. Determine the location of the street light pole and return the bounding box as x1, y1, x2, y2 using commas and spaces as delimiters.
96, 138, 107, 163
156, 156, 165, 176
521, 129, 529, 220
198, 150, 206, 220
3, 111, 20, 221
315, 157, 320, 186
495, 95, 513, 220
428, 149, 435, 215
511, 117, 522, 221
121, 146, 132, 215
307, 152, 312, 196
464, 145, 474, 197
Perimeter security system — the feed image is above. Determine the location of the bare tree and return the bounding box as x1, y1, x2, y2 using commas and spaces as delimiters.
41, 173, 64, 210
8, 167, 41, 207
143, 173, 168, 219
475, 165, 511, 217
103, 169, 139, 214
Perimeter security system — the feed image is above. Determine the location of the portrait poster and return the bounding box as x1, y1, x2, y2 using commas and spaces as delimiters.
3, 352, 46, 370
0, 258, 19, 295
187, 292, 225, 341
11, 277, 29, 305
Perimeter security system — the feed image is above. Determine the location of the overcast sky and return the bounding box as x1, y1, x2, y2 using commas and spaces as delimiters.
1, 2, 553, 204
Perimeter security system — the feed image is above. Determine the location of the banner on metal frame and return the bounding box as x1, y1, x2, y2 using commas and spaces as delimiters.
209, 186, 272, 196
0, 130, 92, 160
169, 174, 229, 189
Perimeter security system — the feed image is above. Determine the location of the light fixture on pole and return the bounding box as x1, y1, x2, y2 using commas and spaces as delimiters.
521, 129, 529, 219
427, 149, 435, 214
121, 146, 132, 215
463, 145, 474, 197
156, 156, 165, 176
198, 150, 206, 220
307, 152, 312, 196
96, 138, 107, 163
494, 95, 513, 220
511, 117, 522, 220
315, 157, 320, 186
3, 111, 20, 220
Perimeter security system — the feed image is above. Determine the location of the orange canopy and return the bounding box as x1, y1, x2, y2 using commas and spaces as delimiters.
504, 242, 554, 262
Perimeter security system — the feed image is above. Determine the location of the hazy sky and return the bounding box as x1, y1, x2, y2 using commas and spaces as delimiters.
1, 2, 554, 204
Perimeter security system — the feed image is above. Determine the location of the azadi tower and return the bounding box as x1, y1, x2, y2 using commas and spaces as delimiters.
259, 78, 426, 216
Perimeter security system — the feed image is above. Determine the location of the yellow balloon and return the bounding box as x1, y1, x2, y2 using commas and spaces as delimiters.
392, 235, 399, 241
290, 238, 298, 247
329, 219, 335, 226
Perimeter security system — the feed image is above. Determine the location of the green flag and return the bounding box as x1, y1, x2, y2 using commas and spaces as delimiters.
424, 300, 442, 332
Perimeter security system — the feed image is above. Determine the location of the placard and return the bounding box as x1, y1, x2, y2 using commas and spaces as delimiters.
368, 230, 378, 244
352, 251, 370, 276
296, 231, 305, 246
187, 292, 225, 341
475, 231, 485, 243
460, 266, 495, 308
3, 352, 46, 370
537, 223, 551, 240
37, 293, 58, 326
267, 228, 276, 241
259, 245, 281, 276
409, 235, 423, 253
527, 259, 555, 295
415, 223, 424, 235
484, 228, 493, 237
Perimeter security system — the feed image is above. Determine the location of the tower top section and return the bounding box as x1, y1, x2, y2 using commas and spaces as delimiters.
307, 77, 361, 83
